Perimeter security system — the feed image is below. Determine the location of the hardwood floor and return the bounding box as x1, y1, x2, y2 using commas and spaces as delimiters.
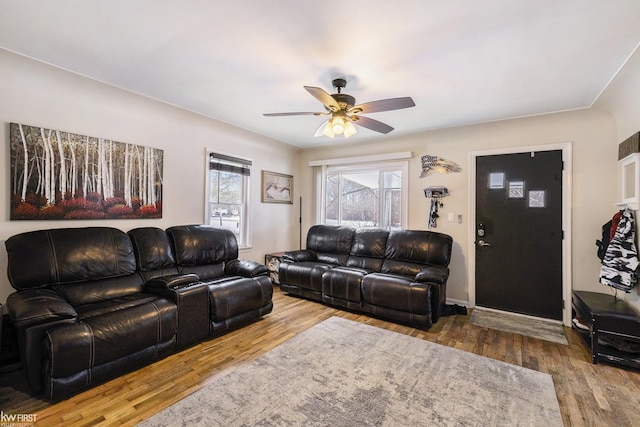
2, 287, 640, 426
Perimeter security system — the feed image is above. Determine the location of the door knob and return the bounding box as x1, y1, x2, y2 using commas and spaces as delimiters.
477, 240, 491, 247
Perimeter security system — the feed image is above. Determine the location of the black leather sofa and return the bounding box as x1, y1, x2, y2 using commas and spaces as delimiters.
279, 225, 453, 328
5, 225, 272, 401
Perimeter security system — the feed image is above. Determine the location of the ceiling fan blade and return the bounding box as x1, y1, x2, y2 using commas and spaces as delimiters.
352, 116, 394, 134
304, 86, 340, 111
263, 112, 325, 117
349, 97, 415, 114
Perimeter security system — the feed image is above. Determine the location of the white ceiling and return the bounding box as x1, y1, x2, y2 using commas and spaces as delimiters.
1, 1, 639, 148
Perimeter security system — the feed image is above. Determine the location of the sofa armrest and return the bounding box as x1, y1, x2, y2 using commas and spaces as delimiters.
145, 273, 200, 289
415, 265, 449, 285
6, 289, 77, 328
225, 259, 268, 277
282, 249, 317, 262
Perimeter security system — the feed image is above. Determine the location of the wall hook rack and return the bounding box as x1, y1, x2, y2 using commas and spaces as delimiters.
424, 186, 450, 228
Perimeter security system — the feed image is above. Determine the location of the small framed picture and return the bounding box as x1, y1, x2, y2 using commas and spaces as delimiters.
508, 180, 525, 199
261, 171, 293, 204
528, 190, 546, 208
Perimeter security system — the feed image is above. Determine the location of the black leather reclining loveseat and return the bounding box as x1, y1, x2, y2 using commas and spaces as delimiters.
279, 225, 453, 329
5, 225, 272, 401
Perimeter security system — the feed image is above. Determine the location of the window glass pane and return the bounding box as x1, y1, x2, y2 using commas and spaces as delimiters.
218, 171, 242, 204
323, 165, 405, 230
489, 172, 505, 189
210, 203, 243, 241
341, 172, 379, 228
382, 171, 402, 229
383, 187, 402, 229
325, 173, 340, 224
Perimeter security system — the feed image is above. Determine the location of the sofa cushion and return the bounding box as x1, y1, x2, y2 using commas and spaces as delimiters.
361, 273, 431, 315
385, 229, 453, 267
44, 296, 176, 376
52, 274, 145, 307
307, 225, 354, 255
345, 256, 383, 271
168, 225, 238, 265
279, 261, 332, 292
345, 228, 389, 272
322, 267, 367, 302
73, 293, 161, 320
382, 229, 453, 276
128, 227, 177, 272
350, 228, 389, 257
317, 253, 349, 266
205, 276, 273, 322
6, 227, 137, 290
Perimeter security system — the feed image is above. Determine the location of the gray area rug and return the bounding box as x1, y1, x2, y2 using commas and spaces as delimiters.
139, 317, 562, 427
470, 307, 569, 345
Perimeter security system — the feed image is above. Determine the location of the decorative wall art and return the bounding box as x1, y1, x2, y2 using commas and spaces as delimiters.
420, 154, 462, 177
9, 123, 163, 220
261, 170, 293, 204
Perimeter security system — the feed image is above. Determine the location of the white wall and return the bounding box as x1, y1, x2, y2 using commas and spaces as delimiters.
1, 44, 634, 314
595, 47, 640, 142
299, 108, 618, 306
595, 45, 640, 309
0, 49, 300, 307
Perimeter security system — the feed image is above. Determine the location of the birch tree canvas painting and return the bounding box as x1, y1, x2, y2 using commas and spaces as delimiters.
10, 123, 163, 220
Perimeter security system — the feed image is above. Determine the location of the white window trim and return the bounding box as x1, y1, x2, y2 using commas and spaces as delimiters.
203, 149, 253, 249
309, 151, 412, 167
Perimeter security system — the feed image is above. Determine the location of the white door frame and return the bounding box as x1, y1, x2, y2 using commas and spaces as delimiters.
468, 143, 573, 326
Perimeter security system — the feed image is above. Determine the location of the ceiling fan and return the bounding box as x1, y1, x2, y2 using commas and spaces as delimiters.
263, 78, 415, 138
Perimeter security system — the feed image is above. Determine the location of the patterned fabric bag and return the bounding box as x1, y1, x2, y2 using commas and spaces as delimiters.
599, 207, 640, 292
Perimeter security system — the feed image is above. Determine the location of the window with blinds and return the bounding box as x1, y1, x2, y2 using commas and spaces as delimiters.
206, 152, 252, 247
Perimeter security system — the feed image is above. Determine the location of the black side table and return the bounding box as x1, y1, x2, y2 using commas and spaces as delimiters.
572, 290, 640, 369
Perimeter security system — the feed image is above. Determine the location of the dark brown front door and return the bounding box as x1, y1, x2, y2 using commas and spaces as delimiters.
475, 150, 563, 320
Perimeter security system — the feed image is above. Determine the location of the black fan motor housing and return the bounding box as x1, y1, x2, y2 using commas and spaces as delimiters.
332, 93, 355, 107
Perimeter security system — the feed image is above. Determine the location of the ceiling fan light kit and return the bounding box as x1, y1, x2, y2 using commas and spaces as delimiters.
342, 120, 357, 137
264, 77, 415, 139
321, 111, 358, 138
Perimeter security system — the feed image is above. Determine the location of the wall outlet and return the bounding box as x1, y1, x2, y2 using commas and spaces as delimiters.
448, 212, 455, 222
